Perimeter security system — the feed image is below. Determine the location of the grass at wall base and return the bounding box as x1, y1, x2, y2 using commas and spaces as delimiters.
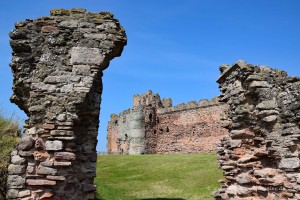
0, 111, 20, 199
95, 153, 223, 200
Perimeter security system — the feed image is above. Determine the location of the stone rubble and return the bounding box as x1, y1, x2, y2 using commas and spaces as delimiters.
214, 60, 300, 200
6, 8, 126, 200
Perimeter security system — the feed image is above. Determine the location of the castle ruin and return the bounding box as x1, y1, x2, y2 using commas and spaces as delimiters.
107, 90, 229, 154
6, 9, 126, 199
4, 6, 300, 200
215, 61, 300, 200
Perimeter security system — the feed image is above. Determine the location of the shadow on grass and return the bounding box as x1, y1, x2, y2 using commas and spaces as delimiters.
95, 197, 185, 200
141, 199, 185, 200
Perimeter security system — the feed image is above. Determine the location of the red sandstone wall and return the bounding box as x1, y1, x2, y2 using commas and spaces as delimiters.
107, 91, 229, 154
145, 104, 229, 154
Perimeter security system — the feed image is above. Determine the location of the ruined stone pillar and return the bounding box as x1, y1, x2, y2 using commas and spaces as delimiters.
7, 8, 126, 199
215, 61, 300, 199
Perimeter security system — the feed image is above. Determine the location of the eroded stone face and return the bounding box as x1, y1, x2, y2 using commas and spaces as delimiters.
214, 61, 300, 199
7, 8, 127, 199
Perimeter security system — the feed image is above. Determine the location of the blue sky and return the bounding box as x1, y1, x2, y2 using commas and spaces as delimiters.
1, 1, 300, 152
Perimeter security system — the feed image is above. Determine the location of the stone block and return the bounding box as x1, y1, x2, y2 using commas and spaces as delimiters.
18, 190, 31, 198
8, 164, 26, 175
42, 123, 55, 130
37, 166, 57, 175
26, 179, 56, 186
45, 140, 63, 151
70, 47, 103, 65
59, 20, 78, 28
50, 130, 74, 136
11, 155, 26, 165
46, 175, 66, 181
249, 81, 271, 88
17, 137, 34, 151
6, 175, 25, 189
53, 161, 72, 166
279, 157, 300, 170
256, 100, 277, 110
54, 152, 76, 160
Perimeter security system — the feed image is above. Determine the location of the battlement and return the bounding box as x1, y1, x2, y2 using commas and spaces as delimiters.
107, 90, 228, 154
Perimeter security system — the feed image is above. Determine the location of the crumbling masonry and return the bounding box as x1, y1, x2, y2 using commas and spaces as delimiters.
107, 90, 229, 154
215, 61, 300, 200
6, 9, 126, 199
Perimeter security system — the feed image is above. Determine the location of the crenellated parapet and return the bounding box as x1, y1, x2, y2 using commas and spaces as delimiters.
107, 90, 228, 154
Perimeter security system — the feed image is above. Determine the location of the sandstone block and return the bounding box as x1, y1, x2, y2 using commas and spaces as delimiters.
40, 160, 54, 167
50, 130, 74, 136
256, 100, 276, 110
8, 164, 26, 175
46, 175, 65, 181
6, 189, 18, 198
70, 47, 103, 65
53, 161, 72, 166
26, 179, 56, 186
42, 123, 55, 130
279, 157, 300, 170
72, 65, 91, 75
17, 137, 34, 151
249, 81, 271, 88
59, 20, 78, 28
6, 175, 25, 189
236, 173, 253, 184
54, 152, 76, 160
37, 166, 57, 175
18, 190, 31, 198
83, 33, 107, 40
45, 140, 63, 151
26, 165, 35, 174
262, 115, 277, 123
230, 129, 255, 139
11, 155, 26, 165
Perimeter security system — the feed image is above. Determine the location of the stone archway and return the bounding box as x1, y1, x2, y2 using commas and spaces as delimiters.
6, 9, 127, 199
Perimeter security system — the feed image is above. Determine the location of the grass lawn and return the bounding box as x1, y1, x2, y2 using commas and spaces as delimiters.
95, 153, 223, 200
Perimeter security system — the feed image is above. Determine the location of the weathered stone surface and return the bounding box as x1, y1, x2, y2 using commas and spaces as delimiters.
215, 61, 300, 199
11, 155, 26, 165
53, 161, 72, 166
45, 140, 63, 151
6, 175, 25, 189
107, 90, 228, 154
17, 137, 34, 151
46, 175, 65, 181
6, 8, 127, 200
8, 164, 26, 175
70, 47, 103, 66
54, 152, 76, 160
26, 179, 56, 186
50, 130, 74, 136
37, 166, 57, 175
279, 158, 300, 169
18, 190, 31, 198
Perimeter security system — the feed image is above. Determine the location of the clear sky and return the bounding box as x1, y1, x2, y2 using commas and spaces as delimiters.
1, 0, 300, 152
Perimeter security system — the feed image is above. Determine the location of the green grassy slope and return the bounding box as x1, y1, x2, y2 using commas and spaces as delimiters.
95, 153, 223, 200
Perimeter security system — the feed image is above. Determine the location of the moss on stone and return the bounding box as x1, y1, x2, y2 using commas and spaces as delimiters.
50, 9, 70, 16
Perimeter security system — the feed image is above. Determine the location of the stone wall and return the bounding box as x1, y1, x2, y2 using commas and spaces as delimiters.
107, 90, 228, 154
6, 9, 126, 199
214, 61, 300, 199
